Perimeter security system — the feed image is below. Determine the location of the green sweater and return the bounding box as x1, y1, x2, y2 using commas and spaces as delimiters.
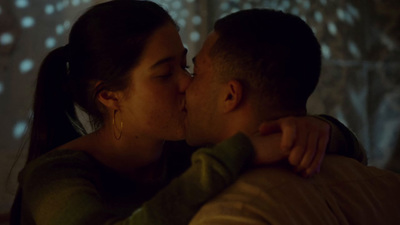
13, 116, 366, 225
17, 133, 254, 225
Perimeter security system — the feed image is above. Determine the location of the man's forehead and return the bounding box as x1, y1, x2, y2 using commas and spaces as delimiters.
193, 32, 218, 66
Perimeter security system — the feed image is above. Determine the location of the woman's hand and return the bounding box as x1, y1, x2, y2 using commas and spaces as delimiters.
252, 116, 331, 177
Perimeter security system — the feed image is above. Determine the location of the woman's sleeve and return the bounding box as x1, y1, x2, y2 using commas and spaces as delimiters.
115, 132, 255, 224
21, 133, 255, 225
316, 114, 368, 165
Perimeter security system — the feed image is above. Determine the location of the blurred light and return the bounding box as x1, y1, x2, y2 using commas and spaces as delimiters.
19, 59, 34, 74
191, 15, 202, 25
45, 4, 55, 15
172, 1, 182, 9
0, 32, 14, 45
21, 16, 35, 28
177, 19, 186, 28
0, 82, 4, 95
56, 24, 64, 35
180, 9, 189, 18
64, 20, 71, 29
45, 37, 56, 49
337, 8, 346, 21
291, 7, 299, 15
169, 11, 178, 20
56, 1, 64, 11
347, 3, 360, 19
15, 0, 29, 8
243, 3, 252, 10
186, 0, 194, 3
0, 5, 2, 15
190, 31, 200, 42
13, 120, 28, 139
230, 8, 239, 13
302, 0, 311, 10
220, 2, 230, 11
321, 43, 331, 59
314, 11, 323, 23
71, 0, 81, 7
280, 0, 291, 11
320, 0, 327, 5
348, 41, 361, 58
327, 22, 337, 35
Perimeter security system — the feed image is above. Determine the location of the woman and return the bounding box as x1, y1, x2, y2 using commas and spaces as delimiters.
10, 1, 364, 224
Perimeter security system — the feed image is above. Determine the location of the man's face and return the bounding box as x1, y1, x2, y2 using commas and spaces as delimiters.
184, 32, 222, 146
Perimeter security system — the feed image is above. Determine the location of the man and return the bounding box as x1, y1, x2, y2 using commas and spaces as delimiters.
185, 9, 400, 224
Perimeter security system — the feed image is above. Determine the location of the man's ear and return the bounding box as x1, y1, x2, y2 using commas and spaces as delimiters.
96, 82, 121, 110
221, 80, 243, 113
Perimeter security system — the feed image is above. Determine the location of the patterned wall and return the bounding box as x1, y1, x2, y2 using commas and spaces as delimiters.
0, 0, 399, 220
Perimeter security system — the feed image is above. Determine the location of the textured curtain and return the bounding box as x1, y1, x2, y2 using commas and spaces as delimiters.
0, 0, 399, 219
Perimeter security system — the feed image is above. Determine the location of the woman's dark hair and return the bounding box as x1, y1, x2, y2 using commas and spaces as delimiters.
10, 1, 174, 224
26, 0, 175, 163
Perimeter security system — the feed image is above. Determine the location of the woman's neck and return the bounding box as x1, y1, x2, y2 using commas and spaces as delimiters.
57, 126, 166, 181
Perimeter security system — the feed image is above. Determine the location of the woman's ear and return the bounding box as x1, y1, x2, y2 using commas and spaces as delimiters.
96, 82, 121, 110
221, 80, 243, 113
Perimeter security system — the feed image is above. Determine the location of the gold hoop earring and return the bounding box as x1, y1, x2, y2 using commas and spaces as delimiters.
113, 110, 123, 140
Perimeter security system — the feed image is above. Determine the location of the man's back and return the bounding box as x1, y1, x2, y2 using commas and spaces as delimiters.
190, 155, 400, 225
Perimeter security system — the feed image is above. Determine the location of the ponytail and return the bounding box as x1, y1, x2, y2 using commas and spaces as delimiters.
26, 46, 82, 163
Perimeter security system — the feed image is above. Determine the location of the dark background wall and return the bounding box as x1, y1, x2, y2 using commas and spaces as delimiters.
0, 0, 399, 223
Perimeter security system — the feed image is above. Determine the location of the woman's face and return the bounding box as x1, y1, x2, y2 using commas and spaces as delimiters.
118, 22, 191, 141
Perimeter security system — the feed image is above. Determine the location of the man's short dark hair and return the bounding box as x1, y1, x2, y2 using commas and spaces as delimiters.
211, 9, 321, 113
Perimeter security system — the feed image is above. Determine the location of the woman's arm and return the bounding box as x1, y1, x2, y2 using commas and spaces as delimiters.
20, 133, 255, 225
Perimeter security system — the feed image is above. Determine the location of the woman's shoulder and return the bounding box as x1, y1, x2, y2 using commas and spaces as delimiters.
19, 149, 102, 186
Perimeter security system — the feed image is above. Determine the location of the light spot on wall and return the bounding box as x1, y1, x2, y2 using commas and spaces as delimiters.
56, 1, 65, 11
71, 0, 81, 7
170, 11, 178, 20
186, 0, 194, 3
15, 0, 29, 8
291, 7, 299, 15
177, 18, 186, 28
19, 59, 34, 74
230, 8, 239, 13
172, 1, 182, 10
280, 0, 291, 11
321, 43, 331, 59
314, 11, 323, 23
220, 2, 230, 11
13, 120, 28, 139
346, 3, 359, 19
180, 9, 189, 18
348, 40, 361, 58
21, 16, 35, 28
56, 24, 64, 35
0, 32, 14, 45
45, 37, 56, 49
192, 15, 202, 25
243, 3, 252, 10
302, 0, 310, 10
45, 4, 55, 15
64, 20, 71, 29
327, 21, 337, 35
0, 82, 4, 95
190, 31, 200, 42
336, 8, 346, 21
